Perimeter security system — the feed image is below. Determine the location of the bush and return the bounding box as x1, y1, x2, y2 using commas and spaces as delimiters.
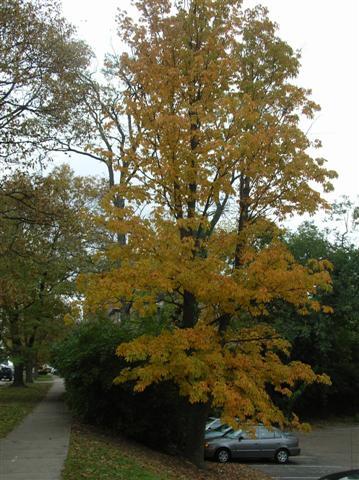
52, 316, 184, 450
52, 317, 125, 422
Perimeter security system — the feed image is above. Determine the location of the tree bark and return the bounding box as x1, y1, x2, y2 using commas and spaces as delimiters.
182, 290, 198, 328
25, 360, 34, 383
12, 363, 25, 387
11, 314, 26, 387
179, 399, 211, 468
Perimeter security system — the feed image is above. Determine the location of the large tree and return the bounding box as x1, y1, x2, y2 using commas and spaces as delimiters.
81, 0, 336, 466
0, 0, 91, 166
0, 166, 104, 385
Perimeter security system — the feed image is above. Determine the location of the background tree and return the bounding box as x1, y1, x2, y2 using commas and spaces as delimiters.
324, 195, 359, 246
80, 0, 336, 466
46, 65, 144, 256
0, 0, 91, 166
50, 71, 133, 188
273, 208, 359, 416
0, 166, 104, 385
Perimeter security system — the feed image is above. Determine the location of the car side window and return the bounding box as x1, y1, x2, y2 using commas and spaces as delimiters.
226, 429, 250, 440
256, 426, 276, 439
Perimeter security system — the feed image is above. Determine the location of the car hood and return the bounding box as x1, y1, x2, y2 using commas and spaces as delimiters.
205, 431, 229, 440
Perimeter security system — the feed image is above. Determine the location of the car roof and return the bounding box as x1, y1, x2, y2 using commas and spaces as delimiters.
318, 470, 359, 480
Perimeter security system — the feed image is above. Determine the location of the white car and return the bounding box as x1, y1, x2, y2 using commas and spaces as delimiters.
205, 417, 222, 431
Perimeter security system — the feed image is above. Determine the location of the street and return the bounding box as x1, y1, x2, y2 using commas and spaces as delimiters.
251, 424, 359, 480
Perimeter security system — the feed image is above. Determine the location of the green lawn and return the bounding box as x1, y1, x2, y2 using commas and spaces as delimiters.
35, 373, 54, 382
0, 382, 52, 438
62, 424, 171, 480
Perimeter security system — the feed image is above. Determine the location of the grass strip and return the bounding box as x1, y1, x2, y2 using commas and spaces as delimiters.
62, 424, 170, 480
0, 382, 52, 438
35, 374, 54, 382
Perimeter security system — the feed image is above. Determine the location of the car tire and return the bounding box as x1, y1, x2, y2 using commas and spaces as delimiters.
275, 448, 289, 464
216, 448, 231, 463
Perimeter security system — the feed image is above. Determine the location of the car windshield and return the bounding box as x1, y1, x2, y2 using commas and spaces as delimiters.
206, 418, 221, 429
206, 417, 216, 425
213, 424, 232, 433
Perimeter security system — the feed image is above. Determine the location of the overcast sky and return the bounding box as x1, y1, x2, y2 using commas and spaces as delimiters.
60, 0, 359, 205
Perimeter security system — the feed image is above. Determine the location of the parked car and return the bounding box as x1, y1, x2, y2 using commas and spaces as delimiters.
206, 417, 222, 431
318, 471, 359, 480
205, 423, 233, 440
205, 417, 241, 433
37, 364, 54, 375
0, 364, 13, 381
204, 425, 300, 464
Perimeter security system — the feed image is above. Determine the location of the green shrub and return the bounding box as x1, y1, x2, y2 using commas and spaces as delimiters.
52, 316, 184, 451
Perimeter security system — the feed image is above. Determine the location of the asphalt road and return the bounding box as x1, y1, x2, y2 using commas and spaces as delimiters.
251, 424, 359, 480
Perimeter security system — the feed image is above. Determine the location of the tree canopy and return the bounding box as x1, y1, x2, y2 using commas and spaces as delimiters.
0, 0, 91, 165
0, 166, 104, 385
80, 0, 337, 466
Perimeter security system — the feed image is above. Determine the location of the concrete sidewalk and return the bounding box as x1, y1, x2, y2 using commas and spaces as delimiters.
0, 378, 71, 480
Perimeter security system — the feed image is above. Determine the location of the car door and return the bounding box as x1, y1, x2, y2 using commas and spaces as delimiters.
255, 426, 282, 458
227, 430, 261, 459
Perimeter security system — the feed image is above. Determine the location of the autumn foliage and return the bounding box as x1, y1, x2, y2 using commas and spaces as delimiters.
80, 0, 336, 465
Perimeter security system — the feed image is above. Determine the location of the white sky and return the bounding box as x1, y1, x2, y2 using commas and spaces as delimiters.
60, 0, 359, 204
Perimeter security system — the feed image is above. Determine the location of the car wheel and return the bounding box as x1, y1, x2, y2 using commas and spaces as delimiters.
216, 448, 231, 463
275, 448, 289, 464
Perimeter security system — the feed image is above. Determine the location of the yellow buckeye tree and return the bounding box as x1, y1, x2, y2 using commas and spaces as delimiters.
81, 0, 336, 466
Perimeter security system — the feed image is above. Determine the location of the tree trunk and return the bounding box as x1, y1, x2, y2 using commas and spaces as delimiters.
179, 399, 211, 468
11, 317, 26, 387
25, 360, 34, 383
182, 290, 198, 328
12, 363, 25, 387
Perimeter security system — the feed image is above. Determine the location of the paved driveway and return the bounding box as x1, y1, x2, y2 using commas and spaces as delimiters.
251, 424, 359, 480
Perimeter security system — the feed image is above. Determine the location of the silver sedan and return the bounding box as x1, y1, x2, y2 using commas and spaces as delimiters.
204, 425, 300, 464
